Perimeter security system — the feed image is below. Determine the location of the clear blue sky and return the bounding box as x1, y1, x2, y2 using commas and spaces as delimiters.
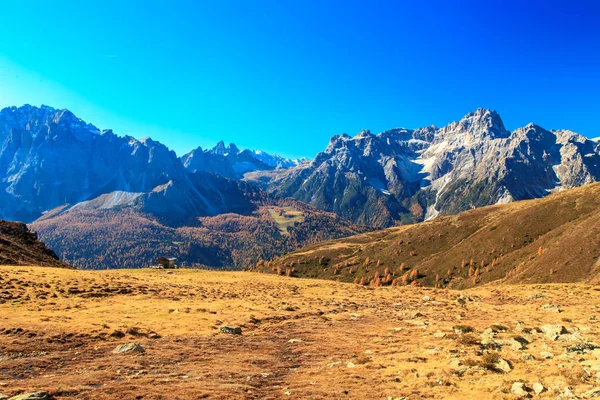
0, 0, 599, 158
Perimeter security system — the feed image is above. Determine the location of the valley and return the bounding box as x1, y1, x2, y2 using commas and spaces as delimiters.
2, 266, 600, 399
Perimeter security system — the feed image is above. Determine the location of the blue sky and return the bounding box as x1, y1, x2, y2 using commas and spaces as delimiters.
0, 0, 599, 158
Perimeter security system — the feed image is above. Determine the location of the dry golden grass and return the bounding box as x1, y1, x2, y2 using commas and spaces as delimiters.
268, 207, 305, 236
1, 266, 600, 399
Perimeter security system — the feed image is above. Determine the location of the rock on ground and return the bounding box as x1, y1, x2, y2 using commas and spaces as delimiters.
540, 324, 567, 340
220, 325, 242, 335
112, 343, 145, 354
511, 382, 529, 397
8, 393, 55, 400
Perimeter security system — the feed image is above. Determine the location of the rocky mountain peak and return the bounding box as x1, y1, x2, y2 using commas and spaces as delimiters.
437, 108, 509, 141
211, 141, 240, 155
212, 140, 227, 154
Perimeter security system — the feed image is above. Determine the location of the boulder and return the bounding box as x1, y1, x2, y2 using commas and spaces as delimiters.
510, 382, 530, 397
112, 343, 145, 354
494, 357, 512, 373
532, 382, 545, 395
540, 324, 567, 340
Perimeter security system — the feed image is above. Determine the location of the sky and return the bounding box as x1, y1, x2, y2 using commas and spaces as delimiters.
0, 0, 599, 158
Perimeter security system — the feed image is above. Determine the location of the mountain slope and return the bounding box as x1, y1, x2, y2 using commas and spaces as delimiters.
31, 198, 365, 269
251, 109, 600, 227
0, 219, 68, 267
259, 182, 600, 288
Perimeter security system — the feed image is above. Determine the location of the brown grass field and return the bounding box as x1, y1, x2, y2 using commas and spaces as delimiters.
2, 266, 600, 399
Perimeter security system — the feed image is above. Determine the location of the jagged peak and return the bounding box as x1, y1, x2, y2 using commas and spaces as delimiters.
460, 108, 505, 128
228, 142, 240, 154
439, 108, 509, 140
355, 129, 373, 138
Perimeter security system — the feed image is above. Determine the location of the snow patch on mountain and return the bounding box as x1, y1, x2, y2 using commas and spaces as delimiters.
262, 108, 600, 227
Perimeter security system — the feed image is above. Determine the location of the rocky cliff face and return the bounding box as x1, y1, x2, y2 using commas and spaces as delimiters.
258, 109, 600, 227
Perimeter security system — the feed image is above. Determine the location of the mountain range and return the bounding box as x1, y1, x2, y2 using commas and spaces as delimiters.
0, 105, 300, 223
248, 108, 600, 227
0, 104, 598, 269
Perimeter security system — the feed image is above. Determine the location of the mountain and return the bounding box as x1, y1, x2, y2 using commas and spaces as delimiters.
258, 182, 600, 288
250, 109, 600, 227
0, 219, 69, 267
0, 105, 299, 223
181, 141, 302, 179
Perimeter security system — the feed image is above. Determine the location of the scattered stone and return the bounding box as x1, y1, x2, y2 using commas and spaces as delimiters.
490, 323, 508, 333
540, 324, 567, 340
521, 353, 535, 361
563, 387, 575, 398
510, 336, 530, 350
532, 382, 545, 395
0, 394, 8, 400
422, 296, 431, 301
433, 330, 446, 338
566, 342, 599, 354
528, 293, 545, 300
112, 343, 145, 354
495, 357, 512, 373
109, 330, 125, 338
515, 321, 526, 332
453, 325, 474, 335
540, 303, 562, 313
346, 362, 355, 368
540, 351, 554, 359
147, 332, 161, 339
288, 339, 302, 344
582, 387, 600, 398
511, 382, 529, 397
405, 319, 427, 327
219, 325, 242, 335
8, 393, 55, 400
454, 295, 472, 306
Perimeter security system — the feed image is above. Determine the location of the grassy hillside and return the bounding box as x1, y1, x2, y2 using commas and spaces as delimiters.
0, 220, 69, 268
31, 200, 366, 269
2, 266, 600, 399
257, 183, 600, 288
